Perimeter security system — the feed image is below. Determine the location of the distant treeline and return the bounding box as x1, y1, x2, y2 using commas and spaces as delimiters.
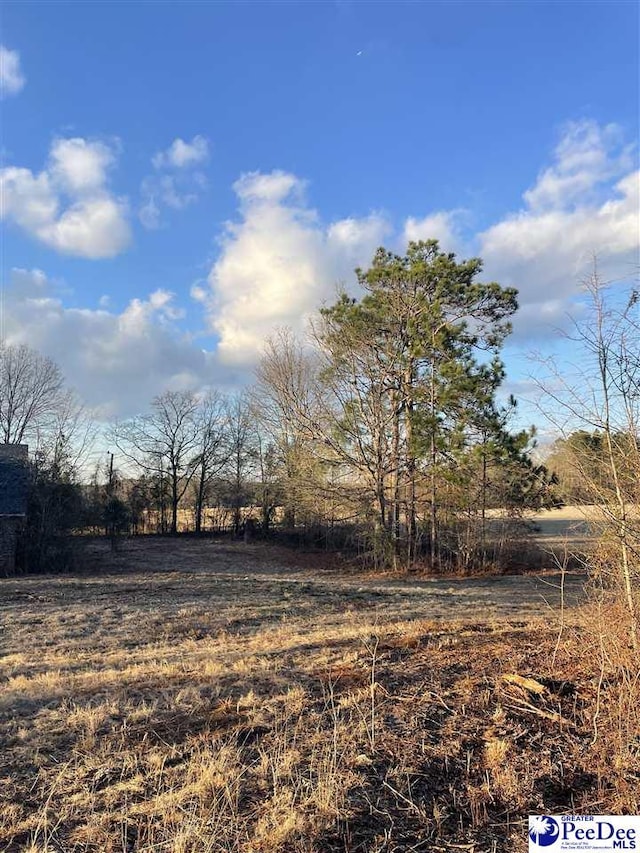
4, 241, 568, 574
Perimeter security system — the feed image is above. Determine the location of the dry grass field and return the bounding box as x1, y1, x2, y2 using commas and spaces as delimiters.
0, 533, 637, 852
490, 504, 608, 555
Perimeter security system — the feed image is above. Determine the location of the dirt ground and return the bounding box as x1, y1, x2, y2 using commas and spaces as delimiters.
0, 536, 636, 853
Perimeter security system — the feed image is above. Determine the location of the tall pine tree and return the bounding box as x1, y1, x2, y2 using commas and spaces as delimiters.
318, 240, 519, 568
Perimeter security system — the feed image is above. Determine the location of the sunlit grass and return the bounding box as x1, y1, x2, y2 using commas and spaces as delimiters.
0, 537, 635, 852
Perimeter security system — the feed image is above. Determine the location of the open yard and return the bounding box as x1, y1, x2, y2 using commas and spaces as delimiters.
0, 532, 636, 852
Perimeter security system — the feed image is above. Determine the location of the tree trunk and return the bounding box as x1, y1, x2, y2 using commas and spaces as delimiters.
195, 469, 205, 534
262, 498, 270, 535
481, 436, 488, 565
429, 348, 438, 569
391, 389, 401, 569
171, 466, 179, 534
404, 362, 417, 567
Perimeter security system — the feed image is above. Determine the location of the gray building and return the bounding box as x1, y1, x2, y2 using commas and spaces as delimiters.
0, 444, 28, 575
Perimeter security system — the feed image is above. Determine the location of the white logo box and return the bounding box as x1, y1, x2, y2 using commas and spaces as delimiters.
529, 815, 639, 851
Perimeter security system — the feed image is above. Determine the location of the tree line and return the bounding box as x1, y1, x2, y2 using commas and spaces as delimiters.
2, 241, 560, 573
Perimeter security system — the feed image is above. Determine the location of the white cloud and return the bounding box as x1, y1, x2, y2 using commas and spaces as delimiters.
403, 210, 464, 253
234, 169, 303, 204
0, 138, 130, 258
139, 193, 162, 230
3, 269, 219, 419
203, 121, 638, 365
49, 137, 116, 194
140, 135, 209, 229
37, 196, 132, 258
4, 118, 634, 418
523, 121, 632, 211
205, 170, 389, 365
139, 173, 205, 230
152, 135, 209, 170
0, 45, 25, 97
0, 167, 58, 231
478, 120, 639, 339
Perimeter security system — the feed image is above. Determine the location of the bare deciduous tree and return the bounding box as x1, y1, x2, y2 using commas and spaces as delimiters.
254, 329, 322, 528
0, 343, 65, 445
192, 391, 227, 534
223, 393, 254, 537
539, 261, 639, 650
113, 391, 200, 534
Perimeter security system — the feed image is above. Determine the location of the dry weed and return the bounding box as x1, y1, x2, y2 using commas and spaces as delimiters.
0, 538, 636, 852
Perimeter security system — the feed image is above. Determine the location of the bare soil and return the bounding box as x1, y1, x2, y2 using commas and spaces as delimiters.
0, 537, 636, 853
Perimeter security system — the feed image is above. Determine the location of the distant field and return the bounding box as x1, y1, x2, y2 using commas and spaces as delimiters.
531, 503, 609, 532
485, 504, 622, 554
5, 536, 635, 853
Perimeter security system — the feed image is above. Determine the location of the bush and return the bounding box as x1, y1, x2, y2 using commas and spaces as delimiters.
17, 460, 87, 573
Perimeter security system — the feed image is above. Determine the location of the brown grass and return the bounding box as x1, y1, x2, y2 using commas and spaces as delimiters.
0, 538, 637, 852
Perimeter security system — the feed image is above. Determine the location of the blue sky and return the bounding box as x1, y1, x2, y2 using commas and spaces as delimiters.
1, 0, 638, 428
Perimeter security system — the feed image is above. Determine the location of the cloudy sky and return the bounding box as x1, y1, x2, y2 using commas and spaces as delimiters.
1, 1, 638, 424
